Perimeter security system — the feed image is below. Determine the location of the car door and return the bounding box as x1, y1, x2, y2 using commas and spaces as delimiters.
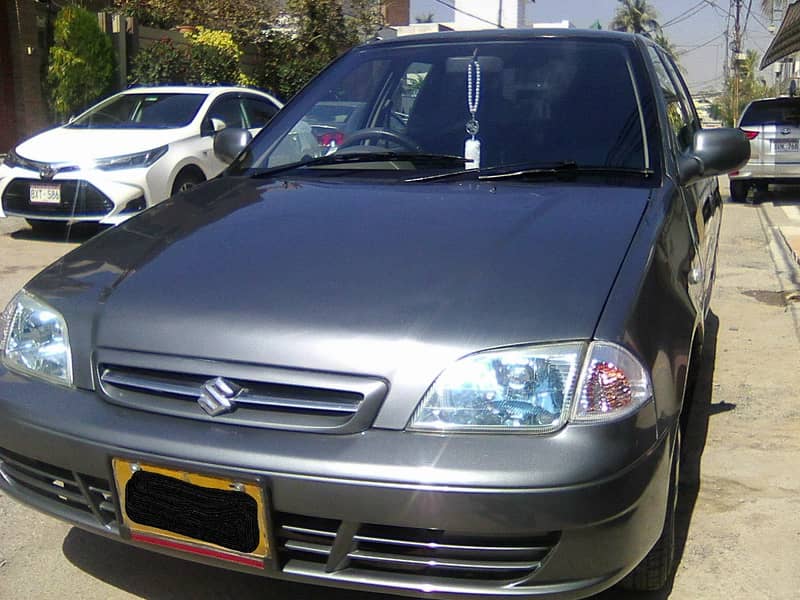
649, 46, 715, 317
198, 94, 249, 176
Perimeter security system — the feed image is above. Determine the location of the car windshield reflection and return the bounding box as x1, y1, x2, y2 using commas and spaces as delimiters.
235, 38, 653, 177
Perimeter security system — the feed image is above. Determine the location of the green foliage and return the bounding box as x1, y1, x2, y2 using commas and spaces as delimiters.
115, 0, 279, 45
610, 0, 661, 39
47, 5, 115, 119
130, 28, 252, 86
188, 27, 243, 84
130, 38, 191, 84
125, 0, 378, 97
711, 50, 776, 126
258, 0, 363, 99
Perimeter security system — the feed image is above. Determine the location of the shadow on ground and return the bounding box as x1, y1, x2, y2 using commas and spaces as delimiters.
10, 222, 104, 243
62, 315, 723, 600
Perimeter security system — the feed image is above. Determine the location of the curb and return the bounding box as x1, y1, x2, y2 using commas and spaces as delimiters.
777, 227, 800, 269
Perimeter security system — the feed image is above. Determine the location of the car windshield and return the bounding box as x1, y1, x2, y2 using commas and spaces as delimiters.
233, 37, 654, 177
67, 93, 207, 129
740, 98, 800, 126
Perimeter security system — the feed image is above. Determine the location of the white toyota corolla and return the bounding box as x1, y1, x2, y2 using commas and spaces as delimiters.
0, 86, 282, 230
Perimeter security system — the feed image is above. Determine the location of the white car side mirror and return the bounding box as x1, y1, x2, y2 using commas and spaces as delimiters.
211, 118, 227, 133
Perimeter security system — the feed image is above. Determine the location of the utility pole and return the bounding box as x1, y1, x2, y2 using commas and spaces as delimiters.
731, 0, 744, 125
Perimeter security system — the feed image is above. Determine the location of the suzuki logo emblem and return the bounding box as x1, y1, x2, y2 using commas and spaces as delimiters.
198, 377, 243, 416
781, 127, 792, 135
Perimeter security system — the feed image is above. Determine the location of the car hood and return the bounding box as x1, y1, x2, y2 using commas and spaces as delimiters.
15, 126, 192, 163
29, 177, 650, 419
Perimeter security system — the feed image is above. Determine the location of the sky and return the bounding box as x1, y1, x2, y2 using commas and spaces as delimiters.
410, 0, 779, 95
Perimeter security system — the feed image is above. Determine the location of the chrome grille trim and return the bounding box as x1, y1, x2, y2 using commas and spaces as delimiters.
276, 512, 558, 584
100, 368, 362, 415
94, 349, 388, 434
0, 448, 117, 528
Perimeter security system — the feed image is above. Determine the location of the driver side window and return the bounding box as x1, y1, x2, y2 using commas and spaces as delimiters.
385, 62, 432, 134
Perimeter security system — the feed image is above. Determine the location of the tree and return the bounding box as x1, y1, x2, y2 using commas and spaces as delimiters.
654, 32, 681, 66
347, 0, 385, 42
115, 0, 280, 45
711, 49, 776, 125
47, 5, 115, 119
610, 0, 661, 39
258, 0, 363, 99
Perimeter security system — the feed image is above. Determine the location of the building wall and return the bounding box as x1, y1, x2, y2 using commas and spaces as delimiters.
453, 0, 527, 30
383, 0, 410, 26
0, 1, 18, 152
3, 0, 52, 150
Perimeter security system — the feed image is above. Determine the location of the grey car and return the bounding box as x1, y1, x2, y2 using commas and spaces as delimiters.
0, 30, 749, 599
730, 96, 800, 201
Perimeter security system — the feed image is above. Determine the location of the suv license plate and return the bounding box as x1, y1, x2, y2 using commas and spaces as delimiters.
774, 140, 799, 152
29, 184, 61, 204
112, 458, 270, 568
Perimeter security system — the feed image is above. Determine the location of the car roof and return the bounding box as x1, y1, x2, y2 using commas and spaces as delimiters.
121, 85, 270, 97
367, 27, 640, 48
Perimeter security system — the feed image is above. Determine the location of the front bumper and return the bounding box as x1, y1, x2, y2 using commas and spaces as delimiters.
0, 164, 169, 225
730, 161, 800, 183
0, 368, 672, 600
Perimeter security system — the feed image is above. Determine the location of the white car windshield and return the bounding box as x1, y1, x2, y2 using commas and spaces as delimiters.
68, 93, 207, 129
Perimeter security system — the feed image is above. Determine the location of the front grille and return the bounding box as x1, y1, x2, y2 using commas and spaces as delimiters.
276, 512, 558, 583
97, 360, 387, 434
0, 447, 117, 527
2, 178, 114, 217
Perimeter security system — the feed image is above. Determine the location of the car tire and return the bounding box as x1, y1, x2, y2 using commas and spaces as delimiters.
620, 429, 680, 592
729, 180, 749, 202
26, 219, 65, 235
171, 167, 206, 196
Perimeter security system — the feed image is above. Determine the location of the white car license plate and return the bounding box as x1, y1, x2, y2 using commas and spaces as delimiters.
774, 139, 799, 153
29, 184, 61, 204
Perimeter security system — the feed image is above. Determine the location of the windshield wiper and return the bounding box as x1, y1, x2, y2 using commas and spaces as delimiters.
478, 161, 654, 181
251, 151, 468, 178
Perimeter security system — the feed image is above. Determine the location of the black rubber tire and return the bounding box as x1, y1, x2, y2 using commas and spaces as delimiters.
26, 219, 65, 235
729, 180, 749, 202
171, 167, 205, 196
620, 429, 679, 592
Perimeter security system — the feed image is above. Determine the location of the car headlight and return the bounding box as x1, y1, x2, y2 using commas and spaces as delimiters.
0, 291, 73, 386
94, 145, 168, 170
408, 341, 652, 433
2, 149, 31, 170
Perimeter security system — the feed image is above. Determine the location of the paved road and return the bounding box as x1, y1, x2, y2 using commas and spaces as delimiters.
0, 188, 799, 599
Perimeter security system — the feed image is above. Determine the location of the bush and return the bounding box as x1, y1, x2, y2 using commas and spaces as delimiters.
130, 38, 191, 85
130, 27, 253, 86
47, 5, 115, 119
188, 27, 243, 84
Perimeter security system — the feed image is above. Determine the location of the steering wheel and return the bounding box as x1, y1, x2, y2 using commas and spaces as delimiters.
339, 128, 421, 152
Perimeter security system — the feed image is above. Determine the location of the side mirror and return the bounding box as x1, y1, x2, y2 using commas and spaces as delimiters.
213, 127, 252, 164
678, 128, 750, 185
210, 118, 227, 133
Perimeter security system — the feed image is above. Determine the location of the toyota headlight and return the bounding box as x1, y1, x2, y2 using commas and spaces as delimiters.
0, 291, 73, 386
94, 145, 168, 170
409, 341, 652, 433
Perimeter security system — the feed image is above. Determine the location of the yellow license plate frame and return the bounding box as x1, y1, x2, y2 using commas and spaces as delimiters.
112, 458, 270, 568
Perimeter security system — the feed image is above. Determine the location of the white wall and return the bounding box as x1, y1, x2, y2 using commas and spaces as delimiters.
453, 0, 527, 30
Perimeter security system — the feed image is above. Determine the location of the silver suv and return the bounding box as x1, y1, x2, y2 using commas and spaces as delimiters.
731, 97, 800, 201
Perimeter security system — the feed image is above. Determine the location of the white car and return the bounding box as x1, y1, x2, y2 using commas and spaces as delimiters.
0, 86, 282, 229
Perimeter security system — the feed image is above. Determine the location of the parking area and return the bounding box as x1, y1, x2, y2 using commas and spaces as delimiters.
0, 188, 799, 599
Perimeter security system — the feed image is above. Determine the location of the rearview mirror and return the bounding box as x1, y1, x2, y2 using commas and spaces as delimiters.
213, 127, 252, 164
678, 128, 750, 185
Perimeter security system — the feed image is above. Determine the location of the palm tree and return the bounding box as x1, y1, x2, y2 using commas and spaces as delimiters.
610, 0, 661, 39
